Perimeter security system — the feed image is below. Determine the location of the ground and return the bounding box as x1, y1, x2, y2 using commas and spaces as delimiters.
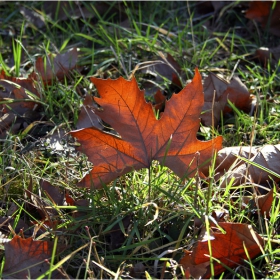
0, 1, 280, 279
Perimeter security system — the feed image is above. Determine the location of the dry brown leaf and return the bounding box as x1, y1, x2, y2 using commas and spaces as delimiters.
255, 188, 276, 217
203, 73, 229, 102
242, 187, 276, 218
29, 48, 78, 84
181, 250, 210, 279
215, 144, 280, 188
0, 75, 40, 115
25, 180, 66, 231
224, 76, 252, 113
76, 93, 103, 130
141, 53, 182, 95
0, 73, 41, 138
20, 6, 46, 29
41, 180, 64, 206
0, 217, 33, 238
129, 262, 146, 278
153, 89, 166, 112
110, 215, 132, 250
72, 198, 89, 218
201, 73, 251, 126
43, 2, 127, 23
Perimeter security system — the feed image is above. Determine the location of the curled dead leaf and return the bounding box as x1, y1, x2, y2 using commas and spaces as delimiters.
215, 144, 280, 189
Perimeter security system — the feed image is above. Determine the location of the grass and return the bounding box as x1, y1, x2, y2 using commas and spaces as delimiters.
1, 1, 280, 279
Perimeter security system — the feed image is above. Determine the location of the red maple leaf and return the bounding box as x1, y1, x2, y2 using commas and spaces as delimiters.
70, 68, 223, 188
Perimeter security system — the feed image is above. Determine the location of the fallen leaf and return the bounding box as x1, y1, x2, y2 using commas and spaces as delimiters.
42, 1, 127, 23
42, 1, 86, 22
243, 189, 276, 218
194, 210, 229, 228
129, 262, 146, 278
0, 113, 18, 139
0, 75, 40, 115
255, 188, 276, 217
202, 73, 228, 127
29, 48, 78, 84
41, 180, 64, 206
215, 144, 280, 189
172, 72, 183, 88
110, 215, 132, 250
180, 250, 209, 279
248, 145, 280, 184
70, 68, 223, 188
246, 1, 280, 36
65, 191, 75, 206
0, 74, 41, 138
153, 89, 166, 112
76, 93, 103, 130
146, 53, 182, 83
201, 73, 251, 126
180, 222, 263, 278
25, 180, 65, 231
141, 53, 183, 96
203, 73, 229, 102
2, 236, 67, 279
20, 6, 46, 29
72, 198, 89, 218
245, 1, 271, 22
223, 76, 251, 114
0, 217, 33, 238
195, 1, 227, 16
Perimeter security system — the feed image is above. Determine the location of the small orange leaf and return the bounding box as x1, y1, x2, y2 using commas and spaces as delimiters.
180, 222, 263, 278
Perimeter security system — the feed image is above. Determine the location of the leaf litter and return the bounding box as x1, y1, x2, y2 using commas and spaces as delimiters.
1, 2, 280, 278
